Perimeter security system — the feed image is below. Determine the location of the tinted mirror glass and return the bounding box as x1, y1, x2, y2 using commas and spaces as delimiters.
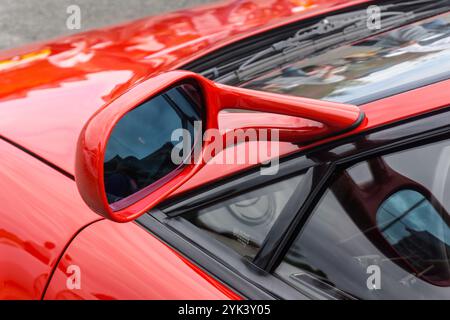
104, 83, 202, 208
377, 189, 450, 284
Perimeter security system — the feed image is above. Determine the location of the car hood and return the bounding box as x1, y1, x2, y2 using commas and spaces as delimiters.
0, 0, 369, 175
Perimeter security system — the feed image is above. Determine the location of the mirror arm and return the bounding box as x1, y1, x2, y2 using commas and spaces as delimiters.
215, 83, 365, 137
218, 112, 330, 146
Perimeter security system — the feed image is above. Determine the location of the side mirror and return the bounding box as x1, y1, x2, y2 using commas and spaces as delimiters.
75, 71, 364, 222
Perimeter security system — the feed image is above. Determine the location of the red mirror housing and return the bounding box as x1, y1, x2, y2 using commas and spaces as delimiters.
75, 70, 364, 222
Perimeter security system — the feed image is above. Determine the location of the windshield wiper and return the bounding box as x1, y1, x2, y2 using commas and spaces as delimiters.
211, 0, 450, 84
237, 10, 407, 70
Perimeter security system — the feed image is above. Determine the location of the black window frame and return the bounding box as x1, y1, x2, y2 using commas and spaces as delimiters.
137, 105, 450, 299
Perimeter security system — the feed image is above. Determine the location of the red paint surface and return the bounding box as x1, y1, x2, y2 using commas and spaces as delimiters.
75, 70, 361, 222
0, 0, 370, 176
2, 0, 450, 300
42, 79, 450, 299
43, 220, 241, 300
0, 139, 98, 299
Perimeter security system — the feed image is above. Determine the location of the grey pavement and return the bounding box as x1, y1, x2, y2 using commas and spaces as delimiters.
0, 0, 215, 50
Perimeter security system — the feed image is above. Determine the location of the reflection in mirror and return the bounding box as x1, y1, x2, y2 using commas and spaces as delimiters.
104, 83, 202, 208
377, 189, 450, 284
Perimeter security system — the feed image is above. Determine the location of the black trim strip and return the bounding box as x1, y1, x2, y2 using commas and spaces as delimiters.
162, 157, 315, 216
253, 165, 329, 269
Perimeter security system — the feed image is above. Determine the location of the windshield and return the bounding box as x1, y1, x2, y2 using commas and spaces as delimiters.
242, 13, 450, 104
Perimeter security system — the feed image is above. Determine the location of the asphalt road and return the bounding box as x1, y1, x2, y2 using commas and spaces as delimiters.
0, 0, 215, 50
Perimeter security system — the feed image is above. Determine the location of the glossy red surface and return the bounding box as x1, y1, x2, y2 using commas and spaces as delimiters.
0, 0, 369, 176
216, 82, 362, 134
43, 220, 241, 300
45, 79, 450, 300
1, 0, 449, 301
75, 72, 211, 222
0, 138, 99, 299
76, 70, 361, 222
174, 79, 450, 195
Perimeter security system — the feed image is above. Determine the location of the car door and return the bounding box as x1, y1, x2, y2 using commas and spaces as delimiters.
43, 105, 450, 300
138, 106, 450, 299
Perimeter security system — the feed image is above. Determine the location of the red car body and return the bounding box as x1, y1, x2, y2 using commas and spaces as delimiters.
0, 0, 449, 299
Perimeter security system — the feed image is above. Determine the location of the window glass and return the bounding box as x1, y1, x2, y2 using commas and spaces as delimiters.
276, 139, 450, 299
243, 14, 450, 104
183, 174, 304, 259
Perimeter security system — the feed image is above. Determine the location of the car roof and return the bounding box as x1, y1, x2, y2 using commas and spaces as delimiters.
1, 0, 446, 187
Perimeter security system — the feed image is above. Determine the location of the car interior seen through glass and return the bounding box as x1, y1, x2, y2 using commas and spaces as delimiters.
104, 84, 201, 204
276, 138, 450, 299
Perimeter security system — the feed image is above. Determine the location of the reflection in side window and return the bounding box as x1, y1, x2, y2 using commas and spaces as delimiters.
183, 174, 304, 259
377, 189, 450, 284
276, 138, 450, 299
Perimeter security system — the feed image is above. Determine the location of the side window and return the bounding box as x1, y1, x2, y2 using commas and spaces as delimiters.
181, 174, 305, 259
276, 138, 450, 299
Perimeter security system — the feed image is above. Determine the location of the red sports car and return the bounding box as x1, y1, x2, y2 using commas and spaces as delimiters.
1, 0, 450, 300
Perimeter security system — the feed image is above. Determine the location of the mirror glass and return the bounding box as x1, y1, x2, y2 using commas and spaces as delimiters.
103, 83, 202, 208
377, 189, 450, 284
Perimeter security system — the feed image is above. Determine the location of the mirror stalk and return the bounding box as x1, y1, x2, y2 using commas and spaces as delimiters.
76, 71, 365, 222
